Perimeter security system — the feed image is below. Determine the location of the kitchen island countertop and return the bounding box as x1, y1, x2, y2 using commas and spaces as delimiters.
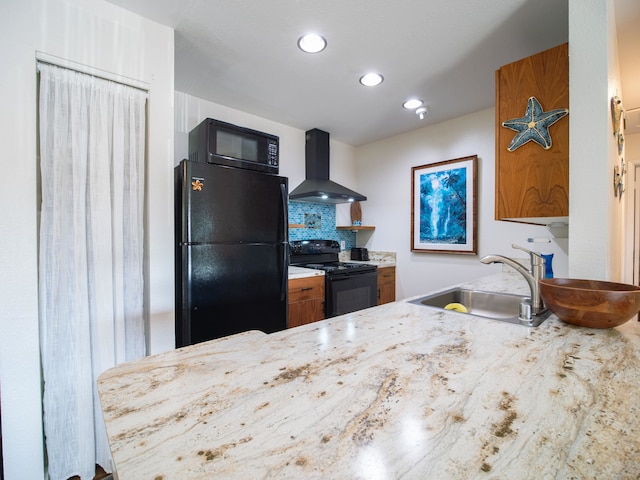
98, 271, 640, 479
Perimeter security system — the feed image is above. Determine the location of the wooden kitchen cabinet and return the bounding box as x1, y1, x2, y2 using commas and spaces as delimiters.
288, 276, 325, 328
495, 43, 569, 223
377, 266, 396, 305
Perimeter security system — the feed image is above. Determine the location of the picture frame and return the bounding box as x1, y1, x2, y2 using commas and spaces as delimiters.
411, 155, 478, 254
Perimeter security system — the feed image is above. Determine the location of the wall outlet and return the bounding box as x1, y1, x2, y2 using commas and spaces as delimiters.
340, 240, 346, 250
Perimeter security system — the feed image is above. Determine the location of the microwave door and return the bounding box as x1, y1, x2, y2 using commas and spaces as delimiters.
216, 129, 258, 162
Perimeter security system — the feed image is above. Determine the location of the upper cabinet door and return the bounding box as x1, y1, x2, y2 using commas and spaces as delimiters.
495, 43, 569, 223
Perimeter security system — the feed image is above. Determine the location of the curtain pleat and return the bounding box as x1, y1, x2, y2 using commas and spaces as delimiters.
38, 63, 147, 480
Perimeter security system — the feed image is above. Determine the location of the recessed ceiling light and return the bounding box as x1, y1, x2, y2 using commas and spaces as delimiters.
297, 33, 327, 53
359, 73, 384, 87
403, 99, 424, 109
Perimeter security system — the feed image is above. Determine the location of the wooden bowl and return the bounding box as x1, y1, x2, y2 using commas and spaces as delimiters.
539, 278, 640, 328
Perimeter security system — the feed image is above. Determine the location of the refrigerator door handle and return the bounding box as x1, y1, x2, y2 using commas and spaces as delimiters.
281, 246, 288, 302
280, 182, 288, 302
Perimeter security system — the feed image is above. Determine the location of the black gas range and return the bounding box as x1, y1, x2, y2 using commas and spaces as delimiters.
289, 239, 376, 274
289, 240, 378, 317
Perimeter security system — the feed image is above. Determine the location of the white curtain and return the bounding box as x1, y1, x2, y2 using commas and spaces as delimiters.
38, 63, 147, 480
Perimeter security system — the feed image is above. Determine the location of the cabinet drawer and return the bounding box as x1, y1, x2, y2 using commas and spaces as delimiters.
288, 276, 325, 303
378, 267, 396, 285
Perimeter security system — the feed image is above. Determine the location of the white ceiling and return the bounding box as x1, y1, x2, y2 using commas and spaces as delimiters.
106, 0, 639, 145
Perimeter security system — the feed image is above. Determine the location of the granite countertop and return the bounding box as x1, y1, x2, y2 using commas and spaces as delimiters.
338, 250, 396, 267
98, 271, 640, 479
288, 266, 325, 280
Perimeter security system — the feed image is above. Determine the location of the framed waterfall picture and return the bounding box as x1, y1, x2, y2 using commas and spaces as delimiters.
411, 155, 478, 254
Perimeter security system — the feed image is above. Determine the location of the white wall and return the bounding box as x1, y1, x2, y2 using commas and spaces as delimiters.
569, 0, 625, 281
0, 1, 174, 478
174, 91, 359, 201
173, 96, 570, 305
623, 133, 640, 283
174, 94, 559, 306
354, 108, 569, 300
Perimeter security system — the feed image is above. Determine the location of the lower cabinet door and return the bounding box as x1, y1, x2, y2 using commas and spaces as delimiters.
288, 297, 325, 328
377, 266, 396, 305
288, 276, 325, 328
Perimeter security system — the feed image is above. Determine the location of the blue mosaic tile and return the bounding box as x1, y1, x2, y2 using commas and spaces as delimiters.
288, 201, 355, 249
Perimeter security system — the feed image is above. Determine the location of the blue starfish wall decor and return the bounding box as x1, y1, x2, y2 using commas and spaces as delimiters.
502, 96, 569, 151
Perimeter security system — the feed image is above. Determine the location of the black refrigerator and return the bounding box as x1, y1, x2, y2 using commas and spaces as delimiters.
175, 159, 288, 347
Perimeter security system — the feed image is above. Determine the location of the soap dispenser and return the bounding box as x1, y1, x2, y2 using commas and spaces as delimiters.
541, 253, 554, 278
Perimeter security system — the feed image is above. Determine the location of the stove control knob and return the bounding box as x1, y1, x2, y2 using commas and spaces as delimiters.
289, 244, 301, 254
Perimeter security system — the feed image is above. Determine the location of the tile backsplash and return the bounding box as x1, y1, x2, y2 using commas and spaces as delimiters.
288, 201, 355, 249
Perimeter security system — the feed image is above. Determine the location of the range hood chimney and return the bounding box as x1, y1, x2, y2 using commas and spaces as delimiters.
289, 129, 367, 204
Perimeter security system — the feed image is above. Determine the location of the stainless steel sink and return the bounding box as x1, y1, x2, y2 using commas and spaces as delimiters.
409, 287, 551, 326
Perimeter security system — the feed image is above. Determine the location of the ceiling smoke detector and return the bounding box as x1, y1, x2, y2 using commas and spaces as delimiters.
416, 106, 428, 119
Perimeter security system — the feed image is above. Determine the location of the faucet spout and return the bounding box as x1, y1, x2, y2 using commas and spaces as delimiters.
480, 254, 532, 283
480, 251, 546, 315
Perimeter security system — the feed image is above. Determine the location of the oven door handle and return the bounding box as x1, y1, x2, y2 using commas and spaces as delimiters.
327, 269, 378, 280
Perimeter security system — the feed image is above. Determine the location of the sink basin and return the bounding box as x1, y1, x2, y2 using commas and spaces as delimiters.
409, 287, 551, 326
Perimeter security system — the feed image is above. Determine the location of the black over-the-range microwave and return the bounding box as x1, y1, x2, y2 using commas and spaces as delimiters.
188, 118, 279, 174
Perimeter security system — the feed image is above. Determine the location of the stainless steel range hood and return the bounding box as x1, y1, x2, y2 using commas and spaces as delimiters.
289, 129, 367, 204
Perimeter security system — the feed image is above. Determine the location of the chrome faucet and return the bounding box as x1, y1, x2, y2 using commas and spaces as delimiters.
480, 244, 547, 323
